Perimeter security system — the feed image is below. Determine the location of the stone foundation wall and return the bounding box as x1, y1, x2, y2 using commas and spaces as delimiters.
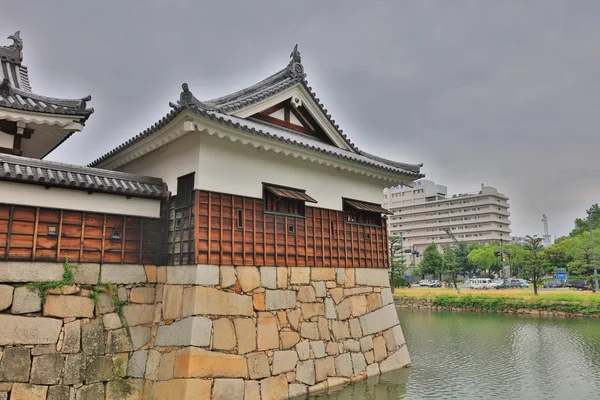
0, 262, 410, 400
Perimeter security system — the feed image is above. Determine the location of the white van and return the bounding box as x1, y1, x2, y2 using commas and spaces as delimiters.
470, 278, 495, 290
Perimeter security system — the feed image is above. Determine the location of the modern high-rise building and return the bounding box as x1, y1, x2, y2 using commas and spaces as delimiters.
382, 180, 511, 254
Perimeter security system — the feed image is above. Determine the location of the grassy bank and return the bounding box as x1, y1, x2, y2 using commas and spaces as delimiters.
393, 288, 600, 316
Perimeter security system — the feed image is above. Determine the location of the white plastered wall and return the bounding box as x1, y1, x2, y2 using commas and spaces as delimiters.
0, 181, 161, 218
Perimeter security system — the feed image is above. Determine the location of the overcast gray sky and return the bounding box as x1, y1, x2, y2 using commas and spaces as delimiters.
2, 0, 597, 238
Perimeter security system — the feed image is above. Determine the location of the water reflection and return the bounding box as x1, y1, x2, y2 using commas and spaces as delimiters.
308, 309, 600, 400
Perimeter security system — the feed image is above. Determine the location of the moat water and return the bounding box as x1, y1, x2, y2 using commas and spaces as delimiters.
308, 309, 600, 400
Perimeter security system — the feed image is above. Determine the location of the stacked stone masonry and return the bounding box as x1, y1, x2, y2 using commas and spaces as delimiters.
0, 262, 410, 399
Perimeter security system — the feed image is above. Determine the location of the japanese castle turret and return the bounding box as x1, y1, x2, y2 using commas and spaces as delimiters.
0, 35, 420, 399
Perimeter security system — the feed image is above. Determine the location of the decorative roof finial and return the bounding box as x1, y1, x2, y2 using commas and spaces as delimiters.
0, 78, 10, 97
7, 31, 23, 54
79, 95, 92, 110
289, 44, 301, 64
169, 83, 214, 110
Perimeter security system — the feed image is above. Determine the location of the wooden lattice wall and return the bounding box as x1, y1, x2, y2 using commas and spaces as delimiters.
196, 190, 389, 268
0, 204, 161, 264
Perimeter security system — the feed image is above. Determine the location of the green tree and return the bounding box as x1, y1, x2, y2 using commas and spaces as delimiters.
421, 243, 444, 280
523, 235, 550, 295
456, 243, 473, 277
443, 244, 461, 293
570, 204, 600, 237
388, 235, 407, 289
467, 245, 496, 277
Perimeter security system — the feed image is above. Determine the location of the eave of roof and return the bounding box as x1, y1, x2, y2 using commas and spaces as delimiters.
1, 153, 168, 199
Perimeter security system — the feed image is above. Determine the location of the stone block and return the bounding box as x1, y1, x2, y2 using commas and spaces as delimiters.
213, 379, 244, 400
327, 377, 349, 390
277, 310, 287, 326
317, 318, 330, 341
344, 269, 355, 288
47, 386, 72, 400
336, 299, 351, 320
272, 350, 299, 375
117, 287, 128, 302
157, 266, 167, 283
275, 267, 288, 289
31, 344, 55, 356
297, 286, 316, 303
347, 295, 369, 317
233, 318, 256, 354
308, 381, 328, 394
158, 351, 176, 381
381, 287, 394, 306
265, 290, 296, 311
236, 266, 261, 292
313, 281, 326, 298
182, 287, 253, 317
290, 267, 310, 284
334, 353, 353, 377
261, 267, 277, 289
155, 316, 212, 347
213, 318, 237, 350
95, 292, 115, 315
383, 328, 397, 351
360, 335, 374, 352
30, 354, 64, 384
301, 303, 325, 319
366, 362, 380, 377
174, 347, 248, 378
123, 304, 155, 327
261, 374, 288, 400
220, 265, 236, 288
129, 350, 148, 378
11, 286, 41, 314
245, 380, 261, 400
373, 336, 387, 362
392, 325, 406, 347
0, 347, 30, 382
73, 263, 100, 285
300, 322, 320, 340
63, 353, 85, 385
257, 313, 279, 350
167, 264, 219, 285
309, 341, 325, 359
81, 319, 105, 355
329, 288, 344, 304
86, 355, 115, 383
106, 379, 144, 400
349, 318, 362, 339
331, 320, 350, 340
336, 268, 346, 285
145, 350, 161, 381
10, 383, 48, 400
280, 331, 300, 349
325, 298, 336, 319
151, 379, 211, 400
62, 320, 81, 353
0, 262, 63, 282
314, 356, 335, 382
355, 268, 390, 287
379, 346, 411, 373
130, 287, 155, 304
351, 353, 367, 375
296, 360, 315, 385
359, 304, 399, 335
365, 350, 374, 364
145, 265, 158, 283
326, 341, 339, 356
246, 352, 270, 379
296, 340, 310, 361
287, 309, 301, 331
253, 293, 265, 311
343, 340, 360, 352
311, 268, 335, 281
101, 264, 147, 284
344, 287, 372, 296
289, 383, 307, 399
130, 326, 152, 350
106, 328, 134, 353
113, 353, 128, 378
0, 284, 13, 311
162, 285, 183, 320
0, 315, 62, 346
367, 293, 383, 311
44, 295, 94, 318
75, 383, 104, 400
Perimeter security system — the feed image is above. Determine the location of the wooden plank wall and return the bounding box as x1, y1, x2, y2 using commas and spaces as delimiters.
0, 204, 161, 264
196, 190, 389, 268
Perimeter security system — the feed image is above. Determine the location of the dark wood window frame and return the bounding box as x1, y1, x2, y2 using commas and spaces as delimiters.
262, 183, 317, 218
343, 198, 389, 227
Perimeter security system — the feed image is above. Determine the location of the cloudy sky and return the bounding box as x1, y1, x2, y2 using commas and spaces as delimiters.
2, 0, 597, 237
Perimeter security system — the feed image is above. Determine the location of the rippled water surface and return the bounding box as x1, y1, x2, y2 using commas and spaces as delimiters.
308, 309, 600, 400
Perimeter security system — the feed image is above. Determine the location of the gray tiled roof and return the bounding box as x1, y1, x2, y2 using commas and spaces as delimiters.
0, 31, 94, 118
89, 46, 423, 178
1, 153, 168, 199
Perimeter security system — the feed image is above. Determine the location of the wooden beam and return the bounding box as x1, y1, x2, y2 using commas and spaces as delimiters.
252, 199, 257, 265
139, 218, 144, 265
321, 210, 325, 267
312, 210, 317, 267
343, 214, 348, 268
31, 207, 39, 261
207, 192, 212, 264
194, 191, 200, 264
220, 193, 224, 265
56, 210, 63, 261
4, 205, 14, 261
242, 197, 246, 265
274, 214, 278, 266
101, 214, 107, 263
121, 216, 127, 264
231, 195, 235, 264
304, 212, 308, 266
79, 212, 86, 262
284, 215, 288, 266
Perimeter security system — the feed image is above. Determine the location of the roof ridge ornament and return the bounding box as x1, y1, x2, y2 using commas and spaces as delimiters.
7, 31, 23, 59
288, 44, 304, 79
170, 83, 215, 110
0, 78, 10, 97
79, 95, 92, 110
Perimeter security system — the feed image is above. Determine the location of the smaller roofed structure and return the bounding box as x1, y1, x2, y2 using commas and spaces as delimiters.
0, 31, 94, 159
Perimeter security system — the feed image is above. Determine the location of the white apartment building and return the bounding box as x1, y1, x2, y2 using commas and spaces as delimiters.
382, 180, 511, 254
